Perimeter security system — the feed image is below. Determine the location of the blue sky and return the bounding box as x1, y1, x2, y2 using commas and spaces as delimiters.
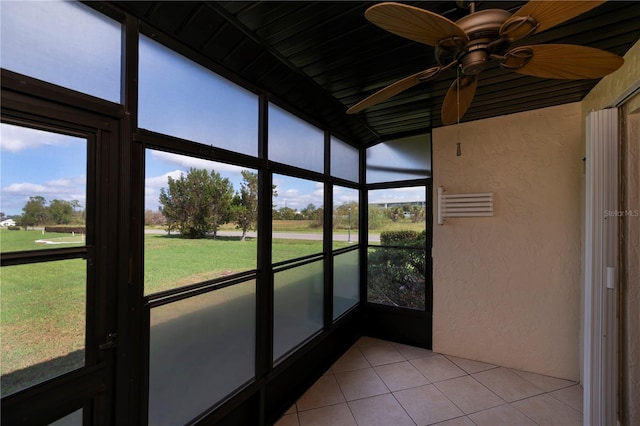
1, 124, 87, 216
0, 123, 421, 217
144, 150, 352, 213
0, 1, 426, 218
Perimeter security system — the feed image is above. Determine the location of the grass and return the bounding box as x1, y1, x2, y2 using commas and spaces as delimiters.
145, 234, 351, 294
148, 218, 424, 235
0, 227, 350, 393
0, 228, 85, 252
144, 235, 259, 294
0, 218, 420, 394
1, 257, 86, 396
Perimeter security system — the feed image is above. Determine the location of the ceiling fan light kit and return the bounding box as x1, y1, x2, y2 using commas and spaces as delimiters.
347, 1, 624, 125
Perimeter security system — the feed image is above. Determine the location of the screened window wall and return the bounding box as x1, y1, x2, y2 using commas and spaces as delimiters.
2, 2, 365, 424
1, 123, 90, 397
366, 135, 431, 310
1, 1, 122, 103
331, 139, 360, 320
139, 30, 263, 423
137, 28, 361, 425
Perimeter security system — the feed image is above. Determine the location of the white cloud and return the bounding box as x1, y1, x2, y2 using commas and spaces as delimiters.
369, 187, 425, 204
144, 170, 185, 211
334, 194, 358, 204
145, 169, 185, 188
1, 175, 87, 214
3, 182, 47, 194
278, 189, 324, 211
333, 187, 358, 205
283, 188, 300, 196
3, 175, 86, 197
1, 123, 81, 152
150, 150, 245, 174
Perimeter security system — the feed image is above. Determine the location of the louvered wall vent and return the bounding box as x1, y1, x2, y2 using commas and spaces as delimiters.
437, 186, 493, 225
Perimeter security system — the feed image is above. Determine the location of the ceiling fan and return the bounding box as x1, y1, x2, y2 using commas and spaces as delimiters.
346, 1, 624, 125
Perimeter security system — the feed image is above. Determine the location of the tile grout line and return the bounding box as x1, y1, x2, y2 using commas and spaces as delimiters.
367, 353, 417, 426
545, 387, 584, 413
334, 350, 369, 426
284, 337, 583, 426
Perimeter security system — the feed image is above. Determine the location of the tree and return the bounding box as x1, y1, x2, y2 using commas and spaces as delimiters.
333, 201, 358, 230
300, 203, 323, 225
367, 205, 389, 230
68, 200, 85, 225
49, 199, 74, 224
159, 168, 234, 239
274, 206, 299, 220
232, 170, 258, 241
409, 205, 426, 223
144, 209, 167, 226
386, 206, 404, 222
21, 196, 48, 229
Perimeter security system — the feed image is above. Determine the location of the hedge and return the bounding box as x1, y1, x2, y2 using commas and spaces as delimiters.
380, 230, 425, 246
44, 226, 86, 234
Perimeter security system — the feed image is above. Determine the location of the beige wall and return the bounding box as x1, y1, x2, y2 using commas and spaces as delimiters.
432, 102, 583, 381
582, 39, 640, 114
431, 39, 640, 384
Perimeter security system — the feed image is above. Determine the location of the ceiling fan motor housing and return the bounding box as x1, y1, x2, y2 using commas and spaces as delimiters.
437, 9, 513, 75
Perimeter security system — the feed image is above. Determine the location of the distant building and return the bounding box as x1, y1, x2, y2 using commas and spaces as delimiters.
1, 219, 16, 227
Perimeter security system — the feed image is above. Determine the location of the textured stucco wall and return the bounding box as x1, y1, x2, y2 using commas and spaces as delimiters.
582, 39, 640, 114
432, 102, 583, 381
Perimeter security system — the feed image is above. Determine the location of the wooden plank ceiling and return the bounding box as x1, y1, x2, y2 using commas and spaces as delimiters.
110, 1, 640, 146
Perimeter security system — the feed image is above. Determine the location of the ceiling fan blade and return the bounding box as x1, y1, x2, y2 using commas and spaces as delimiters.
365, 2, 468, 47
502, 44, 624, 79
347, 67, 441, 114
500, 1, 605, 41
441, 75, 478, 126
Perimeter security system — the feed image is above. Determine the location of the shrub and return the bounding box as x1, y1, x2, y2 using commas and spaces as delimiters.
368, 229, 426, 309
44, 226, 86, 234
7, 226, 21, 231
380, 230, 425, 246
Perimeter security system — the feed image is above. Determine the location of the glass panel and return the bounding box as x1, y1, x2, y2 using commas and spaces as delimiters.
272, 174, 324, 262
368, 246, 425, 310
149, 281, 255, 426
49, 409, 83, 426
366, 134, 431, 183
144, 150, 258, 295
139, 35, 258, 156
1, 259, 86, 397
333, 250, 359, 320
268, 104, 324, 173
333, 186, 359, 249
331, 136, 359, 182
367, 187, 426, 246
0, 1, 121, 102
0, 123, 87, 251
273, 261, 323, 362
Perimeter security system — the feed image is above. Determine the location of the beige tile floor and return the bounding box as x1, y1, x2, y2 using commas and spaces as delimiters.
275, 337, 583, 426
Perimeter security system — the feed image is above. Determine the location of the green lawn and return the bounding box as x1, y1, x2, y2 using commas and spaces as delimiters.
0, 228, 85, 252
145, 234, 351, 294
0, 219, 420, 395
1, 242, 86, 395
0, 227, 351, 394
